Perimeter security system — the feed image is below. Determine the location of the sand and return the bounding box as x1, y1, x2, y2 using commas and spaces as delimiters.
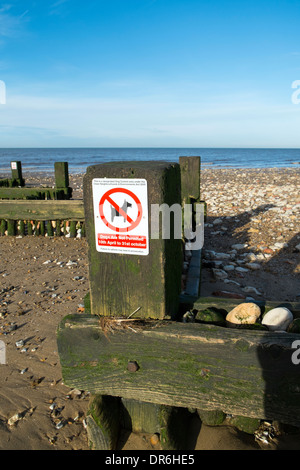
0, 167, 299, 451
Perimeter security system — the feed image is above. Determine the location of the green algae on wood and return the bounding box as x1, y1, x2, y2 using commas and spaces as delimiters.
83, 161, 182, 320
57, 314, 300, 426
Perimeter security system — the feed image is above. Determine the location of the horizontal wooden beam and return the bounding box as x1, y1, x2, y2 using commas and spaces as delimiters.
0, 200, 84, 221
0, 187, 72, 200
57, 313, 300, 426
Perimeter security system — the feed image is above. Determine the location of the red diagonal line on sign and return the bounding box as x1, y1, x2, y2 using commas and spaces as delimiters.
106, 195, 134, 224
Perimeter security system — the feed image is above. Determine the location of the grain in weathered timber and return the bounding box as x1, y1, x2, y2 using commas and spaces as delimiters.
55, 162, 69, 189
87, 394, 120, 450
0, 200, 84, 221
120, 398, 161, 434
57, 314, 300, 426
179, 156, 201, 205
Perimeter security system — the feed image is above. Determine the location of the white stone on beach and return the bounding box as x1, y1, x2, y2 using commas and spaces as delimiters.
242, 286, 262, 296
8, 413, 21, 426
224, 279, 241, 286
226, 302, 261, 325
213, 252, 232, 260
212, 268, 228, 280
245, 263, 261, 270
295, 244, 300, 252
235, 266, 249, 273
231, 244, 248, 250
66, 260, 77, 266
261, 307, 293, 331
223, 265, 235, 271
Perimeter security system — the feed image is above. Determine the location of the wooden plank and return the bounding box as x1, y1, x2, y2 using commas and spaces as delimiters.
0, 187, 70, 200
0, 200, 84, 221
57, 314, 300, 426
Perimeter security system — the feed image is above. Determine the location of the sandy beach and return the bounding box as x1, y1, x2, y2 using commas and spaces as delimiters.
0, 167, 299, 451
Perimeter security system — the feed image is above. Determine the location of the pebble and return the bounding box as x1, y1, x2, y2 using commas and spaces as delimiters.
213, 218, 223, 225
55, 420, 64, 430
242, 286, 263, 296
150, 433, 160, 446
261, 307, 293, 331
245, 263, 261, 271
212, 268, 228, 280
223, 265, 235, 271
201, 169, 299, 306
8, 413, 21, 426
66, 260, 77, 266
235, 266, 249, 273
226, 302, 261, 325
231, 244, 248, 250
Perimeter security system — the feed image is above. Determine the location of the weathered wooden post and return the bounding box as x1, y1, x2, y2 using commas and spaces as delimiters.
83, 161, 182, 320
179, 156, 204, 304
179, 156, 201, 206
10, 161, 25, 187
54, 162, 72, 199
80, 160, 183, 449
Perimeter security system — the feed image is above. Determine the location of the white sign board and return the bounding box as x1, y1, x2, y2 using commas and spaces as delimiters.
92, 178, 149, 255
11, 162, 17, 170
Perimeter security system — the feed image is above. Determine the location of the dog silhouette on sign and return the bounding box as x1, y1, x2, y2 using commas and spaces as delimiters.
111, 199, 132, 223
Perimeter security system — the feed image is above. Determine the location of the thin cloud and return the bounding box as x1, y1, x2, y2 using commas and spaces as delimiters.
0, 5, 29, 38
49, 0, 70, 16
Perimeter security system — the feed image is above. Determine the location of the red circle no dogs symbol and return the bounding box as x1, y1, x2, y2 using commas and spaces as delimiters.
99, 188, 143, 233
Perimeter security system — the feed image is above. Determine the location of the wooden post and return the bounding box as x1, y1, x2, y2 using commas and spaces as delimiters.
55, 162, 69, 189
69, 220, 77, 238
40, 221, 45, 236
47, 220, 53, 237
0, 219, 6, 236
7, 219, 15, 236
27, 221, 33, 236
86, 395, 120, 450
18, 220, 25, 236
179, 156, 201, 206
55, 162, 72, 199
83, 161, 182, 320
10, 161, 24, 187
55, 220, 61, 236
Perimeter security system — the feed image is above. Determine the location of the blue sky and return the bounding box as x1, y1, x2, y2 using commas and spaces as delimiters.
0, 0, 299, 147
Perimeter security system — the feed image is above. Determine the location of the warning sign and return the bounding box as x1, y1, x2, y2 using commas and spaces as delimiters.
92, 178, 149, 255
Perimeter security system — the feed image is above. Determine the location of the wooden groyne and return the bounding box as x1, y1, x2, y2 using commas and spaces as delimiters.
0, 161, 85, 237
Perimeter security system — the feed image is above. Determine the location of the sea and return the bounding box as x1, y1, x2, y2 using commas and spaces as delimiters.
0, 148, 300, 174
